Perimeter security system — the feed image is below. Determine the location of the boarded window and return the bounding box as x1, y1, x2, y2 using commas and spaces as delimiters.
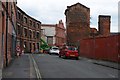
47, 36, 53, 45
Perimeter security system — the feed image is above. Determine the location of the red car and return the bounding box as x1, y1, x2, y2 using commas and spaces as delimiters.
59, 46, 79, 60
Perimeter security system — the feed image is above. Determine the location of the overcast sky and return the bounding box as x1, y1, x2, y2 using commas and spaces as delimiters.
17, 0, 119, 32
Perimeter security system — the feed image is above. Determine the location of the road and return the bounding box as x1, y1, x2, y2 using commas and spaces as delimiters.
32, 54, 118, 78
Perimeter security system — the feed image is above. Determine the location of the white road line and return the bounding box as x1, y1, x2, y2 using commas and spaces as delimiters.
30, 54, 42, 80
29, 55, 35, 78
108, 74, 116, 78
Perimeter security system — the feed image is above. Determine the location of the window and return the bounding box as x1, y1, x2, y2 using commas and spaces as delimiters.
30, 20, 32, 26
18, 12, 20, 19
47, 36, 53, 45
37, 43, 39, 50
41, 29, 45, 35
33, 22, 36, 27
21, 27, 23, 36
33, 31, 36, 39
24, 17, 27, 23
24, 28, 27, 37
37, 32, 40, 39
37, 23, 39, 28
17, 25, 21, 35
29, 30, 32, 38
21, 15, 23, 21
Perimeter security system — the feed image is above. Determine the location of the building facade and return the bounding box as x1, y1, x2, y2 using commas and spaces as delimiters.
16, 7, 41, 53
0, 1, 17, 67
55, 20, 66, 46
41, 20, 66, 47
65, 3, 111, 46
65, 3, 90, 45
41, 24, 56, 46
64, 3, 119, 62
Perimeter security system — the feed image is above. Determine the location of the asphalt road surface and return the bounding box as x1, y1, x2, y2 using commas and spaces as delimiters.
32, 54, 118, 78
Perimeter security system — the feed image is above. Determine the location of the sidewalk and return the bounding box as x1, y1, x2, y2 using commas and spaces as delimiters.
2, 54, 35, 79
81, 57, 119, 70
0, 69, 2, 80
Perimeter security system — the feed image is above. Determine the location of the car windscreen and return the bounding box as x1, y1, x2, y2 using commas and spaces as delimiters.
52, 48, 59, 50
68, 47, 77, 51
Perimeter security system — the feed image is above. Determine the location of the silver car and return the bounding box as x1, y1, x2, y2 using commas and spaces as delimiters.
49, 46, 60, 55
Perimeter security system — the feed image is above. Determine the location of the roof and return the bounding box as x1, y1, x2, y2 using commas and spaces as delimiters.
99, 15, 111, 18
17, 6, 41, 23
65, 2, 90, 15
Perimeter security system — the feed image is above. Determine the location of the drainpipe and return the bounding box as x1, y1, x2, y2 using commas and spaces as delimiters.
0, 1, 3, 70
5, 1, 8, 67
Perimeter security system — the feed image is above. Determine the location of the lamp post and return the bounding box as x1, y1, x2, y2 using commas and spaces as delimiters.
0, 1, 3, 70
77, 40, 80, 54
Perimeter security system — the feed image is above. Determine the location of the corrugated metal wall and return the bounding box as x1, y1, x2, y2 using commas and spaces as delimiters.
80, 35, 119, 62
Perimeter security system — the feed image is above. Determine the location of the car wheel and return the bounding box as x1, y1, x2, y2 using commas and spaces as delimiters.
63, 55, 67, 59
59, 55, 61, 58
76, 57, 79, 60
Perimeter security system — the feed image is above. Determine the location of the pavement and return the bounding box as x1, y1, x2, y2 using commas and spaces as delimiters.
1, 54, 119, 79
81, 57, 119, 70
0, 69, 2, 80
2, 54, 36, 79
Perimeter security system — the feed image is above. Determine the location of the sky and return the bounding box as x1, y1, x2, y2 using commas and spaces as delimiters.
17, 0, 119, 32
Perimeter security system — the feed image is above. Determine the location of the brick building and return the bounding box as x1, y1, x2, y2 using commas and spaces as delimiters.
0, 1, 17, 67
41, 20, 66, 47
65, 3, 119, 62
16, 7, 41, 53
56, 20, 66, 47
65, 3, 111, 46
65, 3, 90, 45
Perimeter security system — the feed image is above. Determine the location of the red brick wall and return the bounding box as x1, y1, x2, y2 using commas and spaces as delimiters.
1, 2, 17, 67
7, 33, 12, 64
80, 35, 119, 62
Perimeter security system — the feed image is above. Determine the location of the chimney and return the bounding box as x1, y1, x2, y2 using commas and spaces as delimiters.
98, 15, 111, 36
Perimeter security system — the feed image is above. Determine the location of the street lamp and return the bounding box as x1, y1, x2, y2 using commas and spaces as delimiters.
77, 40, 80, 54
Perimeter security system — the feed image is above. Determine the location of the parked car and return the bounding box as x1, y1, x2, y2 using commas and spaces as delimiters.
49, 46, 60, 55
59, 46, 79, 60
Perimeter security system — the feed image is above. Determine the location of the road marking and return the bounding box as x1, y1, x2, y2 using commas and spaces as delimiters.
108, 74, 116, 78
29, 55, 35, 78
87, 60, 92, 62
30, 54, 42, 80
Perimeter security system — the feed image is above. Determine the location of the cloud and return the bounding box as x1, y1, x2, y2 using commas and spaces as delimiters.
17, 0, 119, 32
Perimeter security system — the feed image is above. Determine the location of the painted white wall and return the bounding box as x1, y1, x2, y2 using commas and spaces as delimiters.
41, 26, 56, 45
41, 26, 55, 36
53, 36, 55, 45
